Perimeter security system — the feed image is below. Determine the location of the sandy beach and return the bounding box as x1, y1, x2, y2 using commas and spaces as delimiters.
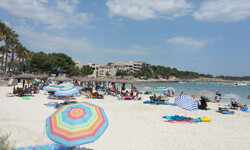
1, 85, 250, 150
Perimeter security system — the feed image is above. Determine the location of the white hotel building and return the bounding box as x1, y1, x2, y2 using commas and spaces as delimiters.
74, 61, 151, 78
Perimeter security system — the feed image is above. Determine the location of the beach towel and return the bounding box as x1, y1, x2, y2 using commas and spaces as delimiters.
22, 96, 30, 100
164, 120, 197, 123
163, 115, 202, 123
218, 108, 235, 114
143, 100, 150, 104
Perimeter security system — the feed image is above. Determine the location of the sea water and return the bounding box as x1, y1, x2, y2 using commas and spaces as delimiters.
134, 82, 250, 104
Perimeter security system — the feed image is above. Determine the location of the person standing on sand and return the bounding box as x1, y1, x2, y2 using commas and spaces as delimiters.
214, 90, 221, 103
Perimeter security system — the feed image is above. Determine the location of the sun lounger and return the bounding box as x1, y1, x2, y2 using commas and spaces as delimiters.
150, 96, 169, 105
87, 91, 104, 99
118, 94, 134, 100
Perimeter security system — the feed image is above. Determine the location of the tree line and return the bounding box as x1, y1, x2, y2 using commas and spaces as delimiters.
1, 20, 248, 80
116, 65, 214, 80
0, 20, 93, 77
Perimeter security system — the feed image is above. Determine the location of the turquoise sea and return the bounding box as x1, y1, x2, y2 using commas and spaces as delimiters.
134, 82, 250, 104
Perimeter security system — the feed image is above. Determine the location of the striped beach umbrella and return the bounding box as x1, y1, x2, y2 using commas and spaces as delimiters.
46, 102, 109, 147
59, 82, 74, 87
54, 87, 79, 97
223, 93, 241, 100
44, 84, 64, 92
175, 95, 198, 111
153, 87, 168, 92
74, 86, 84, 90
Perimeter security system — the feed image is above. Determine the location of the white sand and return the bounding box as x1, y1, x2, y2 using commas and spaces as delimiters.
1, 86, 250, 150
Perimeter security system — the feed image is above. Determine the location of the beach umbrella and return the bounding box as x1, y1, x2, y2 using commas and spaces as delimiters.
54, 76, 72, 82
153, 87, 168, 92
54, 87, 79, 97
175, 95, 198, 112
31, 78, 40, 82
49, 84, 64, 88
59, 82, 74, 87
44, 86, 60, 92
14, 73, 36, 80
74, 86, 84, 90
195, 90, 216, 99
115, 83, 120, 86
14, 73, 36, 87
44, 84, 64, 92
46, 102, 109, 147
167, 87, 176, 91
223, 93, 241, 100
143, 86, 151, 91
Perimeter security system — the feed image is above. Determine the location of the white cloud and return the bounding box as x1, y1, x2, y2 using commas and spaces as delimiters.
104, 44, 150, 55
166, 37, 207, 50
14, 25, 93, 53
193, 0, 250, 22
106, 0, 193, 20
0, 0, 93, 29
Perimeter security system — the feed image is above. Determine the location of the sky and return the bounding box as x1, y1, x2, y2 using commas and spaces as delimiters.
0, 0, 249, 77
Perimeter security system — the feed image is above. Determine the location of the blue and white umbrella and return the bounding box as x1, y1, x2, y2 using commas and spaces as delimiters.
143, 86, 151, 91
223, 93, 241, 100
175, 95, 198, 111
167, 87, 176, 91
54, 86, 79, 97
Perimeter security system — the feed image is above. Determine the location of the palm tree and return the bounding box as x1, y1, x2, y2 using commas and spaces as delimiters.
2, 26, 18, 75
0, 21, 6, 42
15, 44, 27, 74
10, 39, 19, 75
0, 46, 5, 72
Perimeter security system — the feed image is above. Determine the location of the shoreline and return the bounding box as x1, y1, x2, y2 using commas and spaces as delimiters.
1, 86, 250, 149
134, 77, 249, 83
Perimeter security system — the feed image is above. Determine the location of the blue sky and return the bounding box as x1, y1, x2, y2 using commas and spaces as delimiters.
0, 0, 249, 76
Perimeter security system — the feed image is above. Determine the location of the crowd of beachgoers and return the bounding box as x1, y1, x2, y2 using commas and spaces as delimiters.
1, 78, 250, 150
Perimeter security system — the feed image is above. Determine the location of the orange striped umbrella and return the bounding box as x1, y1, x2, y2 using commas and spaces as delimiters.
46, 102, 108, 147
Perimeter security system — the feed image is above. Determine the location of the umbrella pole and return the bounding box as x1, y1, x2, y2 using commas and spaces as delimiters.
186, 110, 187, 118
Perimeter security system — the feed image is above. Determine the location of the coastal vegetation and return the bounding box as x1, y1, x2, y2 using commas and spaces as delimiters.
0, 131, 15, 150
132, 65, 214, 80
0, 20, 249, 81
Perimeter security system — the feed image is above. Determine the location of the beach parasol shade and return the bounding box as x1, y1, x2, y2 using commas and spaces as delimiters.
44, 86, 61, 92
54, 87, 79, 97
14, 73, 36, 80
59, 82, 74, 87
54, 76, 72, 82
175, 95, 198, 111
74, 86, 84, 90
31, 78, 40, 82
167, 87, 176, 91
153, 87, 168, 92
195, 90, 216, 99
46, 102, 109, 147
115, 83, 120, 86
44, 84, 64, 92
143, 86, 151, 91
223, 93, 241, 100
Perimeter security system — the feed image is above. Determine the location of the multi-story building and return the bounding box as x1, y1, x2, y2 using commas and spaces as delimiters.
74, 61, 117, 78
113, 61, 151, 73
98, 65, 117, 77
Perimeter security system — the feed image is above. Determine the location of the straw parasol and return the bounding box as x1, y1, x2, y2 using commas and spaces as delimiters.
54, 76, 72, 82
14, 73, 36, 80
14, 73, 36, 87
